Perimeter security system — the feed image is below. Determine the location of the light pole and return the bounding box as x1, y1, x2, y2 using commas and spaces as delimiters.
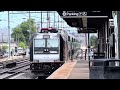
2, 33, 3, 51
8, 11, 11, 59
41, 11, 42, 29
27, 30, 30, 43
29, 11, 31, 39
88, 32, 90, 60
37, 24, 40, 32
0, 20, 2, 51
58, 14, 59, 29
54, 11, 55, 28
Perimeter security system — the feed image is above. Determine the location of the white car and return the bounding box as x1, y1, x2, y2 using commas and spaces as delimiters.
3, 53, 8, 57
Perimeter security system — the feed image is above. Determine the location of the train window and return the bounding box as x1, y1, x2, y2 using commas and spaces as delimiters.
72, 38, 74, 42
34, 39, 45, 47
68, 36, 70, 41
47, 39, 59, 48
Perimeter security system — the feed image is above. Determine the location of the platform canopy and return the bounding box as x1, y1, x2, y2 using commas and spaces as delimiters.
57, 11, 113, 32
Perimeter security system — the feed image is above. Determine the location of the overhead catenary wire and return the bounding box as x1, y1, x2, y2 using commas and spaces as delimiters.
10, 11, 67, 29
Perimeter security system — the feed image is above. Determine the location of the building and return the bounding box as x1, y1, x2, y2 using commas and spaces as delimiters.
0, 37, 17, 53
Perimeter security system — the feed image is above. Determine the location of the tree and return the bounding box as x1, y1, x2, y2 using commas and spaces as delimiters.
0, 45, 8, 52
11, 18, 36, 46
2, 46, 8, 51
19, 42, 27, 49
11, 26, 26, 44
90, 35, 97, 48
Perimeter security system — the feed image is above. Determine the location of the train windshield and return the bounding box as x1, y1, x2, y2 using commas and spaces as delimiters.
47, 39, 59, 48
34, 39, 45, 47
47, 39, 59, 54
34, 39, 59, 54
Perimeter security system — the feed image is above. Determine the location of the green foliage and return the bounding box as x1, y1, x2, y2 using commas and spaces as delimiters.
0, 45, 8, 51
11, 18, 37, 46
90, 35, 97, 48
19, 42, 27, 49
2, 46, 8, 50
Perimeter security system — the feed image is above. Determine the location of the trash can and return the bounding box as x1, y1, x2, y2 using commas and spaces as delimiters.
104, 59, 120, 79
93, 53, 105, 59
89, 59, 106, 79
89, 59, 120, 79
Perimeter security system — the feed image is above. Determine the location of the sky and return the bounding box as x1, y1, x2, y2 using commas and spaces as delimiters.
0, 11, 97, 43
0, 11, 78, 35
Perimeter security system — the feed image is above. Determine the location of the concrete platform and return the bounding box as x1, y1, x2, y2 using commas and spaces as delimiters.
47, 60, 89, 79
68, 60, 89, 79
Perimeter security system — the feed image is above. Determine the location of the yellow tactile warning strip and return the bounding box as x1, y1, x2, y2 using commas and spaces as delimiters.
47, 60, 77, 79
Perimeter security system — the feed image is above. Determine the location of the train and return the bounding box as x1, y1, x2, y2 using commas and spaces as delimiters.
29, 28, 80, 74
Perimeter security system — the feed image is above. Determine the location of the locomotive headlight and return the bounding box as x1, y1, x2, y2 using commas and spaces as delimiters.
44, 49, 46, 51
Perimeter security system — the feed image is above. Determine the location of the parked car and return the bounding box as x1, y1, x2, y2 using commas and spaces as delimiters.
3, 53, 8, 58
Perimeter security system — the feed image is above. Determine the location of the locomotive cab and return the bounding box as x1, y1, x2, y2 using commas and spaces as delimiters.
30, 28, 64, 73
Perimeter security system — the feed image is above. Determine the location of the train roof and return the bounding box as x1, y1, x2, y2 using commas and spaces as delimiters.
30, 30, 79, 42
30, 33, 60, 41
40, 27, 58, 33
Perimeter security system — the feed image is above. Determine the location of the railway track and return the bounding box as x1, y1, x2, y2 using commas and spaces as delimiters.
0, 59, 30, 79
36, 75, 49, 79
3, 65, 30, 79
0, 58, 29, 69
0, 58, 63, 79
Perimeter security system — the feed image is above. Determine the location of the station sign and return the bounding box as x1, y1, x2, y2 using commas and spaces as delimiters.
43, 35, 50, 39
61, 11, 110, 18
62, 11, 87, 16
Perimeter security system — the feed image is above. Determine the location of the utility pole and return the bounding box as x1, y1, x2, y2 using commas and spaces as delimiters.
85, 33, 87, 60
37, 24, 39, 32
29, 11, 31, 40
8, 11, 11, 59
18, 35, 19, 47
54, 11, 55, 28
88, 32, 90, 60
58, 14, 59, 29
16, 34, 17, 43
41, 11, 42, 30
47, 11, 49, 28
2, 33, 3, 51
48, 11, 50, 28
16, 34, 19, 49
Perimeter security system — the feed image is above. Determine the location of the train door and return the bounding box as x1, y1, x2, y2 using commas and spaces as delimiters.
64, 41, 68, 61
60, 35, 65, 61
109, 33, 115, 58
71, 38, 74, 60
